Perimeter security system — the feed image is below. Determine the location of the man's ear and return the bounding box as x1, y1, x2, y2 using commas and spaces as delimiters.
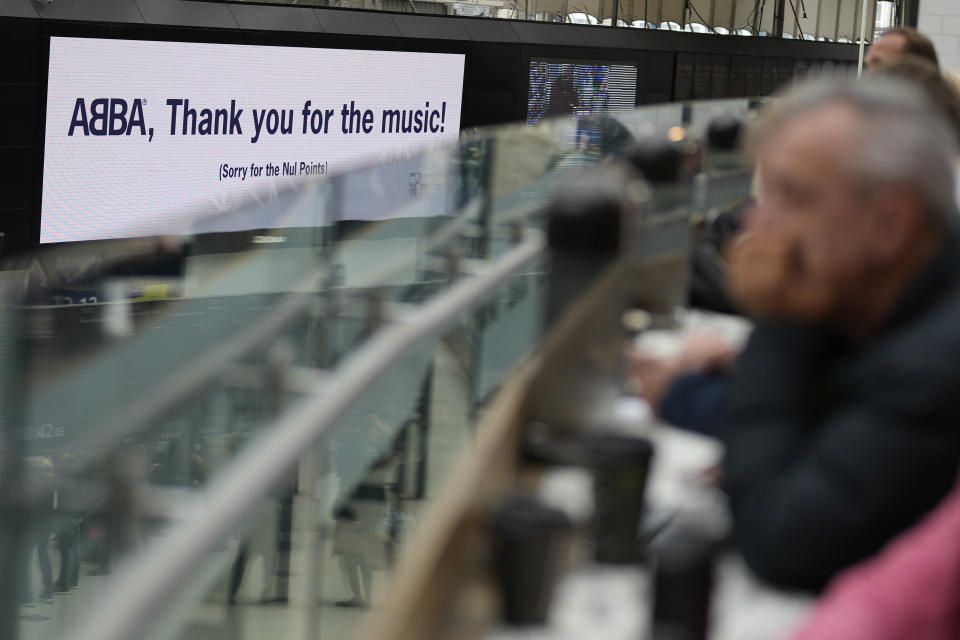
865, 188, 927, 263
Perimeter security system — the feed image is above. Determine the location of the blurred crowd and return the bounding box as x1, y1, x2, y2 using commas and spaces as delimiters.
13, 440, 208, 611
630, 27, 960, 639
17, 452, 97, 608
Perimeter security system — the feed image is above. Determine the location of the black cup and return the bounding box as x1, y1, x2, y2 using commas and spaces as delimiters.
584, 433, 654, 563
651, 528, 715, 640
490, 495, 572, 626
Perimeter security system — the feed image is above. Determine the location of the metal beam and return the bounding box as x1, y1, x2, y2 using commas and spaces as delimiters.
851, 0, 862, 41
773, 0, 786, 36
904, 0, 918, 27
815, 0, 823, 38
833, 0, 842, 41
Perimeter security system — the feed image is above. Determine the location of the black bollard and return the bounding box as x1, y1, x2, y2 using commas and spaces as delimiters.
705, 115, 744, 152
490, 495, 573, 626
584, 433, 654, 563
544, 168, 624, 328
651, 526, 716, 640
626, 137, 685, 185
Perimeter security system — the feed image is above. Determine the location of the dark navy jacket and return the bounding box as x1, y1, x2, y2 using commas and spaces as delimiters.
663, 232, 960, 590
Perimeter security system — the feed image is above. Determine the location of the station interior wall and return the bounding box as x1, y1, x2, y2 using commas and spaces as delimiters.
0, 2, 858, 257
918, 0, 960, 72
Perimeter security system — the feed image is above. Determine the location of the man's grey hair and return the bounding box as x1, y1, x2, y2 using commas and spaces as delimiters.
749, 77, 958, 227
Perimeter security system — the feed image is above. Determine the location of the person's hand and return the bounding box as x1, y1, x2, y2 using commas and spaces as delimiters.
727, 228, 837, 323
628, 351, 682, 414
628, 332, 736, 414
675, 331, 737, 372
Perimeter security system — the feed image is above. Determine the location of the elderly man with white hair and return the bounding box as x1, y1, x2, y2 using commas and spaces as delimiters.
632, 78, 960, 590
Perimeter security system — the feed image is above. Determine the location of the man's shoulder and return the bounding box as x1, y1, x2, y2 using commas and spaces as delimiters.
886, 273, 960, 355
849, 276, 960, 411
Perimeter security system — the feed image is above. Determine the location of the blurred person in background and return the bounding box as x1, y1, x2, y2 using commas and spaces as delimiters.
867, 55, 960, 146
864, 27, 939, 70
546, 64, 580, 118
631, 78, 960, 589
21, 457, 56, 606
863, 27, 960, 98
53, 452, 87, 593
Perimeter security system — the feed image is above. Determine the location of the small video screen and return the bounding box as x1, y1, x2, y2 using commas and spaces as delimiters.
527, 59, 638, 125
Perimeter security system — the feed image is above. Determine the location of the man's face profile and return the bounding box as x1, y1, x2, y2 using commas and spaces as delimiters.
745, 104, 877, 320
865, 32, 907, 69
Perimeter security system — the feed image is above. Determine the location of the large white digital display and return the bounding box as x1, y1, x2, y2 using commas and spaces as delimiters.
41, 37, 465, 243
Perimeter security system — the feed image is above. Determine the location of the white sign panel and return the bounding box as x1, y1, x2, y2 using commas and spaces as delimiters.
41, 37, 465, 243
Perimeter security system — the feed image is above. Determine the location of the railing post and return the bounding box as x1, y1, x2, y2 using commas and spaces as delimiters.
0, 295, 26, 640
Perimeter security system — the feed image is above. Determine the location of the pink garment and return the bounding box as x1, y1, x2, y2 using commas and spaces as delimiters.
789, 473, 960, 640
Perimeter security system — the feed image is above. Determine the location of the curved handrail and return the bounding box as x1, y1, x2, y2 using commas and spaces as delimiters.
71, 230, 545, 640
53, 193, 485, 458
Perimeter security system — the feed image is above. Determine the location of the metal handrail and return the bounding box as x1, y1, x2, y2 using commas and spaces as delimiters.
62, 194, 484, 457
76, 267, 326, 454
71, 231, 545, 640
